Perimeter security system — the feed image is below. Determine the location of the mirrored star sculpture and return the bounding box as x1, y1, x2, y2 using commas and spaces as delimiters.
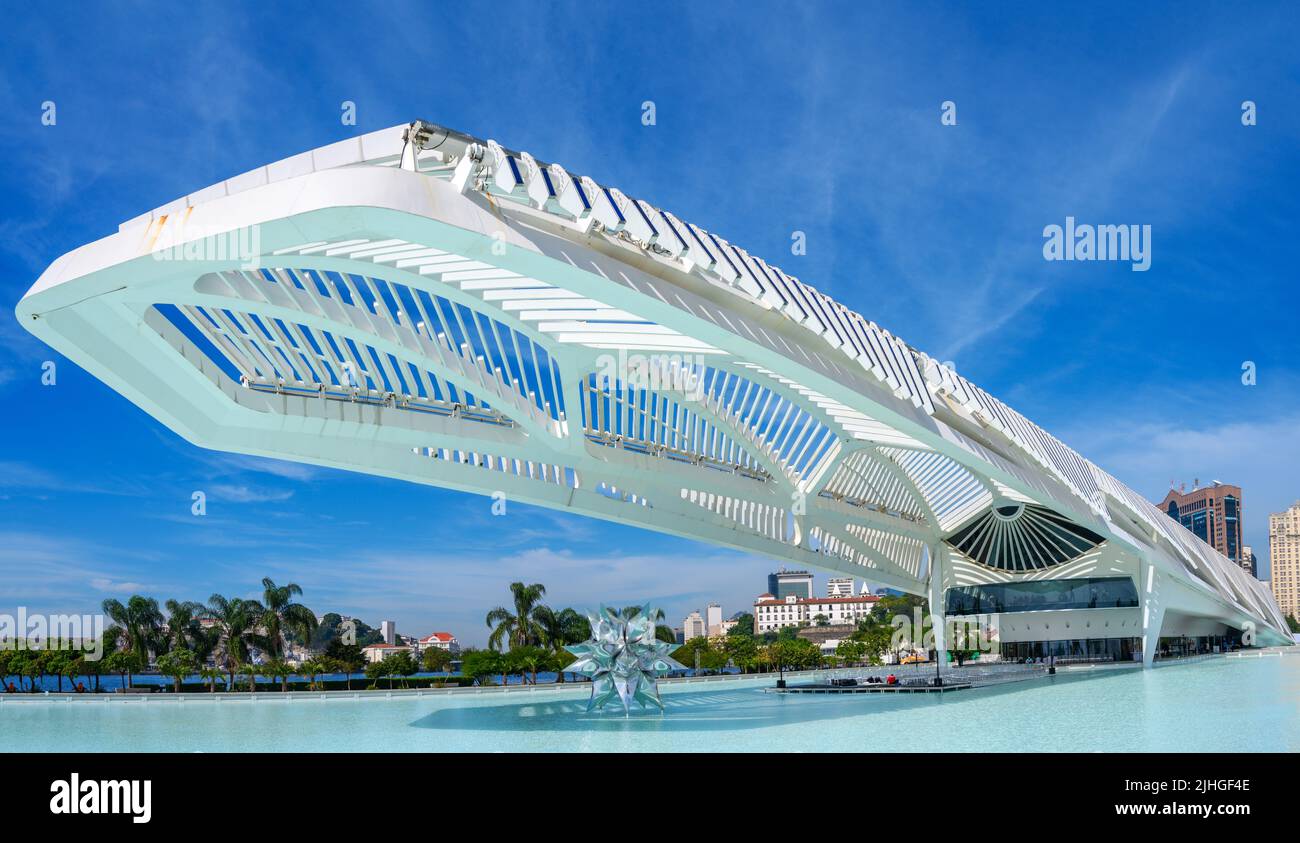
564, 604, 685, 715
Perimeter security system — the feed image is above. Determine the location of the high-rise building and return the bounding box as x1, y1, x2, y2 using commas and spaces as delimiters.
1157, 482, 1244, 564
705, 603, 723, 637
380, 620, 396, 645
827, 577, 854, 597
767, 569, 813, 600
1240, 545, 1258, 578
682, 611, 706, 640
1269, 502, 1300, 622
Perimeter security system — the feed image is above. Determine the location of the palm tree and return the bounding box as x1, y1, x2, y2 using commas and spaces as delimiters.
101, 596, 164, 661
201, 595, 264, 689
198, 666, 223, 693
163, 599, 216, 662
240, 662, 260, 694
485, 582, 547, 651
533, 606, 588, 683
255, 578, 318, 660
263, 659, 292, 691
301, 657, 330, 690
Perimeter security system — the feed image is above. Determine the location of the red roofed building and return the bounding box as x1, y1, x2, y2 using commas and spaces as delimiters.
753, 593, 880, 633
419, 632, 460, 654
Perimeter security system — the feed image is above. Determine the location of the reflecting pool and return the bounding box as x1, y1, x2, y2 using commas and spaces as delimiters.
3, 654, 1296, 752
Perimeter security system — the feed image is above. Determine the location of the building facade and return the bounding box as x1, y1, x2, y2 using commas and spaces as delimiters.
767, 569, 813, 600
705, 603, 723, 637
418, 632, 460, 654
1158, 482, 1244, 565
827, 577, 855, 597
753, 593, 880, 633
1269, 503, 1300, 622
682, 611, 707, 640
1240, 545, 1257, 579
361, 642, 411, 663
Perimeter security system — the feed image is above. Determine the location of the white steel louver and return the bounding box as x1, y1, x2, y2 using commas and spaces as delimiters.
945, 502, 1105, 572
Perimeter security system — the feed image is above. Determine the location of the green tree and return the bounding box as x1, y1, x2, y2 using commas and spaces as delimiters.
724, 634, 759, 672
325, 641, 365, 690
388, 651, 417, 688
198, 666, 224, 692
728, 613, 755, 637
1287, 614, 1300, 634
301, 656, 332, 690
44, 650, 72, 692
156, 648, 198, 692
508, 645, 549, 685
239, 662, 260, 694
836, 639, 867, 665
533, 605, 588, 682
13, 652, 41, 691
263, 659, 293, 691
79, 655, 105, 692
365, 656, 394, 690
105, 650, 143, 689
255, 578, 318, 660
101, 595, 164, 662
460, 649, 503, 686
421, 647, 452, 674
201, 595, 263, 690
673, 637, 727, 674
162, 599, 214, 660
485, 582, 547, 650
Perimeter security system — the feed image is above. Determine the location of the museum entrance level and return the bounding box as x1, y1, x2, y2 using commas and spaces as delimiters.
1000, 637, 1141, 663
946, 577, 1139, 616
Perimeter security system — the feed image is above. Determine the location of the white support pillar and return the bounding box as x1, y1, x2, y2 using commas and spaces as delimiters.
928, 544, 946, 658
1140, 556, 1164, 668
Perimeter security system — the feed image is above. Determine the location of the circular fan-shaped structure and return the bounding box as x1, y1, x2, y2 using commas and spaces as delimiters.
945, 501, 1105, 572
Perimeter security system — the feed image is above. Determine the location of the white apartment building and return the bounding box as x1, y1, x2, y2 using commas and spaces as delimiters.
827, 577, 855, 597
379, 620, 396, 645
705, 603, 723, 636
682, 611, 707, 640
1270, 502, 1300, 621
753, 593, 880, 633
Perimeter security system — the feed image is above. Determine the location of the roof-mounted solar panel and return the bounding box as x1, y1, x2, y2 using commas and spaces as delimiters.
487, 140, 522, 193
607, 189, 656, 243
549, 164, 591, 219
519, 152, 554, 210
705, 233, 742, 285
584, 178, 624, 231
650, 209, 691, 258
681, 221, 718, 271
770, 266, 819, 330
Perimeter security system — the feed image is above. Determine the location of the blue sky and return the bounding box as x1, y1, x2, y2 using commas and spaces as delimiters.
2, 2, 1298, 646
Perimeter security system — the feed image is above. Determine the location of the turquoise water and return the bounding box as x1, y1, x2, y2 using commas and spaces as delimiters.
3, 655, 1297, 752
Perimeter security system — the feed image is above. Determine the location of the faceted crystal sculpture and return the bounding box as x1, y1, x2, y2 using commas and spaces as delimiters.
564, 604, 685, 715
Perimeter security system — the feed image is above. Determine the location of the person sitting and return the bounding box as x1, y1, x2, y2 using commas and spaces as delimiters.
885, 673, 897, 685
75, 682, 86, 694
4, 682, 14, 693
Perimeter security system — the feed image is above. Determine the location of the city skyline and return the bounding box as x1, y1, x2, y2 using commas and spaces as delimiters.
3, 3, 1300, 648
